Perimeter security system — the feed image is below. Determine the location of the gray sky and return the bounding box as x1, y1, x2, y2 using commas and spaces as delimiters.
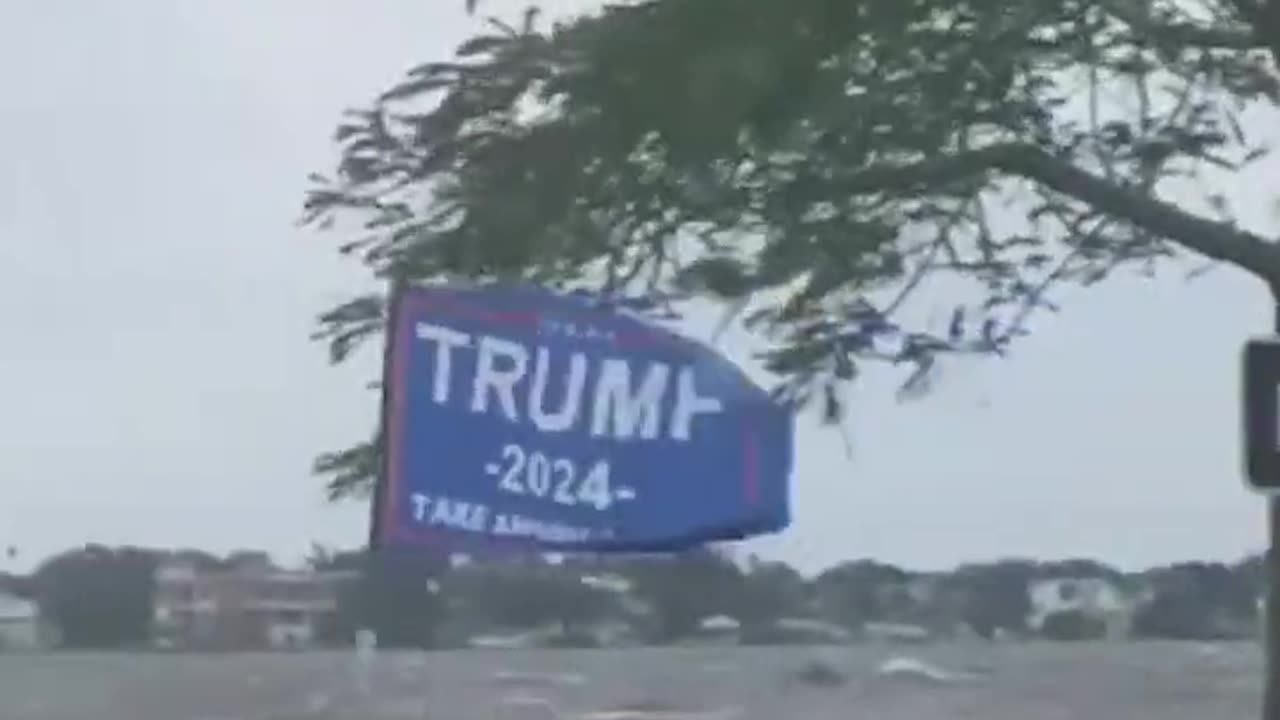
0, 1, 1275, 575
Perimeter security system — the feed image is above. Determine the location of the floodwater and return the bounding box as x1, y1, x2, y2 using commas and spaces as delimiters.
0, 643, 1263, 720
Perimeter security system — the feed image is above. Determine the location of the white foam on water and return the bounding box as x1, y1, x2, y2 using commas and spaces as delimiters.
494, 693, 742, 720
496, 693, 566, 720
578, 707, 742, 720
875, 656, 980, 684
493, 669, 588, 687
303, 690, 334, 714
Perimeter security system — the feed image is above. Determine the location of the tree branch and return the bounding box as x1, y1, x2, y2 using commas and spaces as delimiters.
1002, 145, 1280, 278
838, 143, 1280, 281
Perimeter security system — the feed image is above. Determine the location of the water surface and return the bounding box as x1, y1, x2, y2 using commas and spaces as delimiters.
0, 643, 1262, 720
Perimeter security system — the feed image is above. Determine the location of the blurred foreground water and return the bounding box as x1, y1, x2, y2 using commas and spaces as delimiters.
0, 643, 1262, 720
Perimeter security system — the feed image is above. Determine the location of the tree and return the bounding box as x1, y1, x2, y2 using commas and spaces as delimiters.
1038, 558, 1125, 583
354, 547, 449, 649
167, 548, 224, 571
1234, 552, 1268, 601
947, 559, 1037, 639
304, 0, 1279, 499
811, 559, 910, 628
306, 546, 367, 647
1132, 561, 1260, 639
33, 545, 158, 649
623, 549, 747, 641
737, 557, 809, 635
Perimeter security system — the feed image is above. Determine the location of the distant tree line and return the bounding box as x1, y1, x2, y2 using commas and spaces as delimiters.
0, 545, 1266, 649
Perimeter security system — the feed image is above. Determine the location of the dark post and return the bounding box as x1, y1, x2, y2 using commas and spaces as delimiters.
1239, 296, 1280, 719
361, 278, 405, 643
1267, 295, 1280, 720
1267, 497, 1280, 720
368, 278, 404, 551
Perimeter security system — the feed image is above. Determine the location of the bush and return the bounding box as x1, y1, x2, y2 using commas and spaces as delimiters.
1040, 610, 1107, 641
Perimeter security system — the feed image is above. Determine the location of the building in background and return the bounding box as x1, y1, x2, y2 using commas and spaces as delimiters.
152, 553, 358, 651
0, 591, 42, 651
1027, 576, 1135, 639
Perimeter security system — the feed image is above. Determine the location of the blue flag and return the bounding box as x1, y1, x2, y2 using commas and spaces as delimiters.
372, 284, 792, 553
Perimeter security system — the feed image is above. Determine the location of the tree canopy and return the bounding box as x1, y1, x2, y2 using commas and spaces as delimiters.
33, 546, 157, 649
8, 545, 1266, 648
304, 0, 1279, 498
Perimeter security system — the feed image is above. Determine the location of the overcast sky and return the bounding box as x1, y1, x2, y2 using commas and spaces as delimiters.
0, 1, 1276, 575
